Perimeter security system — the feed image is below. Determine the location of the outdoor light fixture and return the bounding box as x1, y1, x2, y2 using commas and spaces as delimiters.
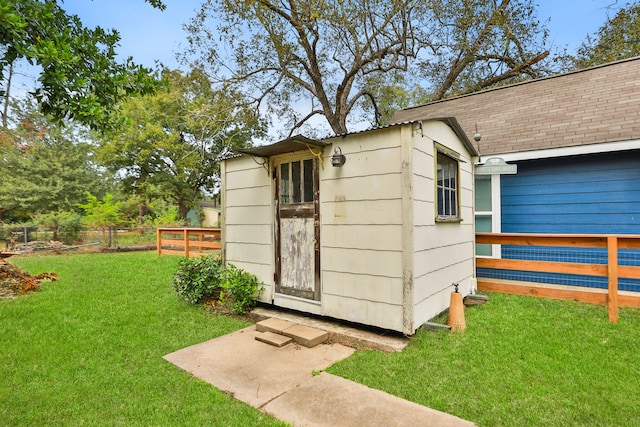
474, 123, 482, 142
331, 146, 346, 167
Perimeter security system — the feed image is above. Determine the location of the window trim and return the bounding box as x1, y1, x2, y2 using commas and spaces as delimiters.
278, 158, 315, 205
435, 143, 461, 223
474, 173, 502, 258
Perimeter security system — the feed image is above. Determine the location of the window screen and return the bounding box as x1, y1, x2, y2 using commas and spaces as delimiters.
436, 152, 459, 219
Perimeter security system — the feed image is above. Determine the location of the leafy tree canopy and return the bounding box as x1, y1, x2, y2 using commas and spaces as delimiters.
78, 192, 123, 229
78, 191, 124, 245
0, 98, 111, 222
573, 1, 640, 69
184, 0, 550, 135
0, 0, 165, 130
98, 67, 264, 220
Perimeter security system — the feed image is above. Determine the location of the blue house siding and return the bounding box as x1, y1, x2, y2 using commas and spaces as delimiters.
501, 151, 640, 234
478, 151, 640, 292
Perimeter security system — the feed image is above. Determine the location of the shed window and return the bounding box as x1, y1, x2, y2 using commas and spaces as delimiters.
279, 159, 314, 204
436, 150, 460, 221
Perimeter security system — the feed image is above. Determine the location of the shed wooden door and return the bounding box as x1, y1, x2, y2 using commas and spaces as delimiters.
275, 157, 320, 300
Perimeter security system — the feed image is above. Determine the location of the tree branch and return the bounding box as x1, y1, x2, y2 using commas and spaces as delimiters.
432, 0, 511, 100
470, 50, 549, 91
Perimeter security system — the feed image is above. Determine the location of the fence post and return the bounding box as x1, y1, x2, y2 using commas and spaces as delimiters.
156, 228, 162, 256
183, 228, 190, 258
607, 235, 619, 323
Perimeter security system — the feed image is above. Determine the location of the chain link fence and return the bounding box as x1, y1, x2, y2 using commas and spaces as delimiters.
1, 225, 157, 254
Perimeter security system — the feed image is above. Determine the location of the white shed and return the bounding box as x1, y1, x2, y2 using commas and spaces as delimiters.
221, 118, 478, 334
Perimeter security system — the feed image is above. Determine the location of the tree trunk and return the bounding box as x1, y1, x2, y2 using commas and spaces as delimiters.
2, 62, 13, 128
138, 200, 147, 225
178, 202, 190, 222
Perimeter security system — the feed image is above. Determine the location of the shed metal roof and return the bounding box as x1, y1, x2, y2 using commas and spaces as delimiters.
235, 117, 477, 159
236, 135, 328, 158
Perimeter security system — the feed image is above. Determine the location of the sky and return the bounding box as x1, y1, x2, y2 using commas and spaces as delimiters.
62, 0, 203, 70
9, 0, 622, 134
54, 0, 618, 70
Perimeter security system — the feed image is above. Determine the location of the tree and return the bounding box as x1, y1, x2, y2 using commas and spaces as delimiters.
34, 210, 83, 244
415, 0, 549, 101
0, 98, 110, 222
0, 0, 165, 130
184, 0, 550, 135
98, 68, 263, 220
78, 192, 123, 245
573, 2, 640, 69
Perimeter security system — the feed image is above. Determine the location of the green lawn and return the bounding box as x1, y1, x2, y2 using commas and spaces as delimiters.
328, 293, 640, 426
4, 252, 640, 426
1, 252, 283, 426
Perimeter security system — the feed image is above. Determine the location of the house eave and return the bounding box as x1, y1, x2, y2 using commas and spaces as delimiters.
481, 138, 640, 163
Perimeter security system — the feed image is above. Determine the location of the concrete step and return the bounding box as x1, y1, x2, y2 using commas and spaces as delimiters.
255, 330, 293, 347
255, 318, 329, 348
252, 307, 409, 353
281, 324, 329, 348
256, 317, 296, 334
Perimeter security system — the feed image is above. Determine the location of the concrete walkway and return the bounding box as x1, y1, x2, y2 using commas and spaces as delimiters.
164, 325, 476, 426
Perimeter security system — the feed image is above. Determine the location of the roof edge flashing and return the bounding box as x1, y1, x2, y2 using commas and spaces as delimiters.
236, 134, 327, 158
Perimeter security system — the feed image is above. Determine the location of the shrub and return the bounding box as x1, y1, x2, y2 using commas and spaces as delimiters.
172, 256, 224, 304
219, 263, 264, 314
34, 211, 83, 244
145, 202, 185, 227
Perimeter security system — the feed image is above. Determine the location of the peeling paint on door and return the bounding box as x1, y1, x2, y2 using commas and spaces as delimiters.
280, 217, 314, 293
275, 157, 320, 300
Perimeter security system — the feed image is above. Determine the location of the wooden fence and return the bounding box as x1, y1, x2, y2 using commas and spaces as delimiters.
156, 228, 221, 258
476, 233, 640, 323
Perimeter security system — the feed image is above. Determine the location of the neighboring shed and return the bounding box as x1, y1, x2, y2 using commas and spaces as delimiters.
200, 200, 221, 227
391, 57, 640, 292
185, 201, 221, 227
221, 119, 478, 334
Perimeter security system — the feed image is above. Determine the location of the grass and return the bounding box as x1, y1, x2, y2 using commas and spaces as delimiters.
328, 293, 640, 426
1, 252, 284, 426
4, 252, 640, 426
111, 230, 158, 247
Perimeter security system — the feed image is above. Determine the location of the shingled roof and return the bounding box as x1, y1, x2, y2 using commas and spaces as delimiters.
391, 57, 640, 158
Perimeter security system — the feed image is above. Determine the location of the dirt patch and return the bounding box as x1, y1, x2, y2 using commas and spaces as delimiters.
0, 259, 57, 300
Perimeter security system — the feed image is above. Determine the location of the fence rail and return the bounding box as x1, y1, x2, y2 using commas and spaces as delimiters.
476, 233, 640, 322
156, 228, 221, 258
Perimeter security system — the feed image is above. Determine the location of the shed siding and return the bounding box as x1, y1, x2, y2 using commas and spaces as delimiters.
322, 224, 402, 250
321, 295, 405, 332
320, 128, 405, 330
322, 199, 403, 225
322, 272, 404, 305
224, 186, 272, 209
222, 121, 476, 333
222, 156, 274, 302
411, 121, 476, 329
